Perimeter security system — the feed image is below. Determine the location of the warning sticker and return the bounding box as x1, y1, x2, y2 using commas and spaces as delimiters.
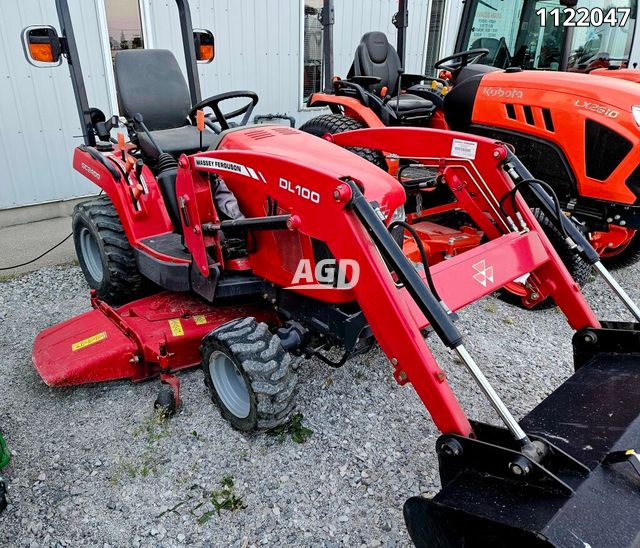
169, 319, 184, 337
71, 331, 107, 352
193, 315, 208, 325
451, 139, 478, 160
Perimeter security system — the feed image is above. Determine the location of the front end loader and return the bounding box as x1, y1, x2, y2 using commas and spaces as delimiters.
25, 0, 640, 545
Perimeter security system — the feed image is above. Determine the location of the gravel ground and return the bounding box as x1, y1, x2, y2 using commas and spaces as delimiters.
0, 263, 637, 547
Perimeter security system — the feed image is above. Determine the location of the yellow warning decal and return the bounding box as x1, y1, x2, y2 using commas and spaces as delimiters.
193, 315, 207, 325
71, 331, 107, 352
169, 319, 184, 337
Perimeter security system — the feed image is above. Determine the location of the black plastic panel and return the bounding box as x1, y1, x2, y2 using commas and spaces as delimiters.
585, 119, 632, 181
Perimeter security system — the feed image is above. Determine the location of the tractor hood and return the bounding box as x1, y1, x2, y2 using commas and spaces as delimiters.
444, 67, 640, 206
445, 67, 640, 135
215, 125, 404, 214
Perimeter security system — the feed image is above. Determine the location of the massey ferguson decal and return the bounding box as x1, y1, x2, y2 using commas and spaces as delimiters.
472, 260, 494, 288
194, 157, 266, 182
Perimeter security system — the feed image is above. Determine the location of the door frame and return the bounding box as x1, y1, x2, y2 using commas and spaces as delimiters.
94, 0, 155, 117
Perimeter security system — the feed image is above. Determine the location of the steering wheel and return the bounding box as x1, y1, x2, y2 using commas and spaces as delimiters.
434, 49, 490, 80
189, 91, 259, 133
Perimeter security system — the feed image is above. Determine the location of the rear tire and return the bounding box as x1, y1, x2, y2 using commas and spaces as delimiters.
600, 230, 640, 270
496, 208, 591, 310
299, 114, 387, 169
201, 317, 298, 432
72, 196, 144, 305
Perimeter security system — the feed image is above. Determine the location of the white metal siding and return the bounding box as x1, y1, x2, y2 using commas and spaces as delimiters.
1, 0, 428, 210
0, 0, 113, 210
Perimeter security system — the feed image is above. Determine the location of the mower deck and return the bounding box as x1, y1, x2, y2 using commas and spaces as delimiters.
32, 291, 274, 386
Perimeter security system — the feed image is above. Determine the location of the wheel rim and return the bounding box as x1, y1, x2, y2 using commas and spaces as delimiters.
79, 227, 104, 283
209, 350, 251, 419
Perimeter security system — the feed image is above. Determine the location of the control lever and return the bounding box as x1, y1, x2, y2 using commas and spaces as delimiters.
133, 113, 164, 156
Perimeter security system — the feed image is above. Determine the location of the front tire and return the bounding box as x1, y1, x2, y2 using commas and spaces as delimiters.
201, 317, 298, 432
496, 208, 591, 310
299, 114, 387, 169
72, 196, 144, 305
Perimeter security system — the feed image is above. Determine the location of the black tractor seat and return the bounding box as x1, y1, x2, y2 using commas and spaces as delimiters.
114, 49, 217, 159
346, 31, 436, 125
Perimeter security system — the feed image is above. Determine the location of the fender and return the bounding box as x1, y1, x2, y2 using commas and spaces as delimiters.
72, 147, 176, 261
308, 92, 386, 128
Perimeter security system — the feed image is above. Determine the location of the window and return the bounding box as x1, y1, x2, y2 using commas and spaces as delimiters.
104, 0, 145, 62
567, 0, 636, 71
457, 0, 638, 71
303, 0, 324, 102
425, 0, 447, 75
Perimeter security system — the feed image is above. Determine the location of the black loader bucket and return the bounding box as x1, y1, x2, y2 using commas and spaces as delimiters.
405, 322, 640, 547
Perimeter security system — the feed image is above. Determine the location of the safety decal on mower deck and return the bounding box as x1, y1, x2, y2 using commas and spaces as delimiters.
451, 139, 478, 160
193, 157, 266, 182
193, 315, 207, 325
71, 332, 107, 352
168, 319, 185, 337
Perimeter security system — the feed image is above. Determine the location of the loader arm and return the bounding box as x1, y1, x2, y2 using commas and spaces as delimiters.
186, 136, 600, 436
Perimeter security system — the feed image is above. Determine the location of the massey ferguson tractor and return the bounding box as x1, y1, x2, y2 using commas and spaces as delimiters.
24, 0, 640, 545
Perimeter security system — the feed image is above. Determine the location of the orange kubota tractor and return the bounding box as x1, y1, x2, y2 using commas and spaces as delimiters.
303, 0, 640, 281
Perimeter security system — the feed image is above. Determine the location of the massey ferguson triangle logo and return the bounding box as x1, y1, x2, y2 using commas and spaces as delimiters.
472, 260, 494, 287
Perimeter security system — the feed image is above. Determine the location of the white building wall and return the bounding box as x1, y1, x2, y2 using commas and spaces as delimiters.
1, 0, 428, 210
0, 0, 113, 210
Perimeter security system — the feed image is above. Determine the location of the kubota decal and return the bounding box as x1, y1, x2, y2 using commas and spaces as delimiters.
574, 100, 619, 119
483, 87, 524, 99
193, 157, 266, 182
71, 331, 107, 352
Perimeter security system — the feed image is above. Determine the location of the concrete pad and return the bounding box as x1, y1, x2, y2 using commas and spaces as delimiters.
0, 216, 76, 278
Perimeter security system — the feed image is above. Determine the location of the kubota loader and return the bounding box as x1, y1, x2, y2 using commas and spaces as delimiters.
25, 0, 640, 545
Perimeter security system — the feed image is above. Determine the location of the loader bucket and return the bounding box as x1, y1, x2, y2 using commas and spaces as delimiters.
404, 322, 640, 547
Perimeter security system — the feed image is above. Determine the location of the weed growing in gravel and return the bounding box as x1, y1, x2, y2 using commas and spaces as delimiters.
268, 413, 313, 444
111, 410, 171, 484
134, 410, 170, 442
157, 477, 246, 523
503, 317, 515, 325
354, 370, 365, 384
484, 302, 498, 313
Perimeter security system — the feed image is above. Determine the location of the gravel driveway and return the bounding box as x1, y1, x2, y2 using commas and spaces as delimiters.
0, 263, 637, 547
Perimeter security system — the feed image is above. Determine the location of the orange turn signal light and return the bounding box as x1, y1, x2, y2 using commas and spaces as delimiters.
199, 45, 214, 62
29, 43, 54, 63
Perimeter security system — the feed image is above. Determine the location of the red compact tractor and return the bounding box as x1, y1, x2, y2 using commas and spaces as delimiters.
304, 0, 640, 275
25, 1, 640, 545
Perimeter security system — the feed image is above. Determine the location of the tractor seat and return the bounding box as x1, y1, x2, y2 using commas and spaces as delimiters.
388, 94, 434, 112
351, 32, 435, 118
114, 49, 216, 159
